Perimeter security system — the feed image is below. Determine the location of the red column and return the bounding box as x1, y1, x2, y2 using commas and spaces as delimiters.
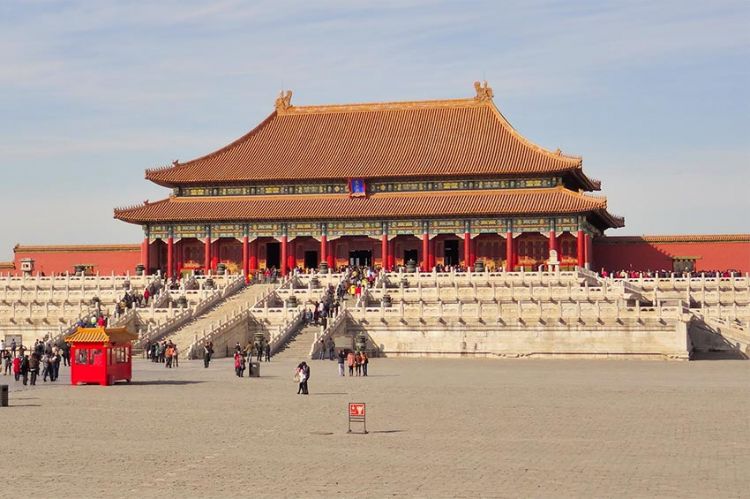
549, 230, 557, 257
388, 239, 395, 270
249, 240, 258, 272
577, 230, 585, 269
584, 233, 592, 269
176, 241, 183, 276
204, 237, 211, 273
421, 232, 429, 271
429, 238, 436, 269
211, 240, 219, 271
166, 237, 174, 279
463, 233, 471, 268
141, 238, 149, 275
287, 239, 296, 272
469, 237, 476, 267
381, 234, 388, 270
326, 240, 334, 269
280, 236, 288, 276
320, 235, 327, 267
506, 232, 514, 271
242, 236, 249, 281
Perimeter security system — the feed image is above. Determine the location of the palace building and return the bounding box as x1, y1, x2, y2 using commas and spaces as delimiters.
113, 82, 624, 278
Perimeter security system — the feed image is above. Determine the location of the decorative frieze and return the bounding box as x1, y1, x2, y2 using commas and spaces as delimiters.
176, 176, 562, 198
148, 215, 593, 241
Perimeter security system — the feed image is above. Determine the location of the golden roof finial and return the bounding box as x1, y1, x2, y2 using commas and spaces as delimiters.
473, 80, 493, 101
275, 89, 293, 111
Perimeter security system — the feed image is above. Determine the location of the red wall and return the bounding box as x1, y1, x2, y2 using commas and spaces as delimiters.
11, 244, 140, 276
594, 236, 750, 273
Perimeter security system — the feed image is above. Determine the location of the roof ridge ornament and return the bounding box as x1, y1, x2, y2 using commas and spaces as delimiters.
275, 89, 293, 112
473, 80, 493, 102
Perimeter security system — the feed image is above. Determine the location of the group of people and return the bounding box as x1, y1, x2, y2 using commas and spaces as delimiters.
2, 338, 66, 386
145, 340, 179, 368
337, 349, 369, 377
230, 340, 271, 377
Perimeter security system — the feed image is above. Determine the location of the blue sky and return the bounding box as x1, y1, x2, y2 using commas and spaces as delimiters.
1, 0, 748, 259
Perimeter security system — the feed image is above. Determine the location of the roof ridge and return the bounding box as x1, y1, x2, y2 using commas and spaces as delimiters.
279, 97, 482, 115
145, 111, 279, 178
485, 102, 582, 164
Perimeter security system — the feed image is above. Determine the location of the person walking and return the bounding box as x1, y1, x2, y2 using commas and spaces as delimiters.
203, 341, 212, 368
234, 352, 243, 377
318, 339, 326, 360
347, 350, 355, 377
264, 342, 271, 362
12, 355, 21, 382
354, 352, 362, 376
337, 350, 345, 376
2, 350, 10, 375
296, 362, 310, 395
20, 355, 29, 385
172, 344, 179, 367
165, 344, 174, 368
29, 354, 39, 386
361, 351, 369, 376
329, 338, 336, 360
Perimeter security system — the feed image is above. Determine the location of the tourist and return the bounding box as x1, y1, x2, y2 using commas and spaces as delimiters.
2, 349, 10, 375
29, 353, 39, 386
337, 350, 345, 376
10, 339, 16, 357
41, 353, 51, 382
165, 343, 174, 368
50, 349, 60, 381
264, 342, 271, 362
347, 350, 355, 376
234, 352, 243, 377
361, 351, 369, 376
296, 361, 310, 395
203, 341, 213, 368
318, 338, 326, 360
13, 354, 21, 381
173, 344, 179, 367
354, 352, 362, 376
20, 355, 29, 385
61, 343, 70, 366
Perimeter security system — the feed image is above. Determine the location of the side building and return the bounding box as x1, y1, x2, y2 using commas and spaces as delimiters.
114, 82, 623, 277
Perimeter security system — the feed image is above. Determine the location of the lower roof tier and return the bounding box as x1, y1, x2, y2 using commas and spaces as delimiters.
115, 187, 623, 231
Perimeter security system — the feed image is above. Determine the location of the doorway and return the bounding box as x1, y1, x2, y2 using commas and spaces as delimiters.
349, 250, 372, 267
266, 242, 280, 269
304, 251, 319, 270
404, 249, 418, 265
444, 240, 459, 266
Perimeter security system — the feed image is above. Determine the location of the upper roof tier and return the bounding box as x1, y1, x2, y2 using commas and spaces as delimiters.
145, 82, 599, 190
114, 186, 624, 230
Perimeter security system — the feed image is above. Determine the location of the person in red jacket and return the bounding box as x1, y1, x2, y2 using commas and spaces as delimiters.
12, 355, 21, 382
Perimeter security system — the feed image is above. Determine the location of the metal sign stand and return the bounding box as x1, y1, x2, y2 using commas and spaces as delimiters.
348, 402, 367, 434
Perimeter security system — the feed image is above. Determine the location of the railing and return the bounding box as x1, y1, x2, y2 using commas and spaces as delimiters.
136, 274, 246, 348
346, 299, 688, 325
309, 306, 347, 358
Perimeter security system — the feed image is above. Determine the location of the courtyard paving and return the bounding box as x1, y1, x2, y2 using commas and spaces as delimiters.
3, 354, 750, 498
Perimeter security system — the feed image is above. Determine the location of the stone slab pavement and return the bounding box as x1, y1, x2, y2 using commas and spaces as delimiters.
1, 354, 749, 498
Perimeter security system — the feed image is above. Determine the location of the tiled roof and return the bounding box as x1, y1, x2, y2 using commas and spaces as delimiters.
145, 89, 589, 187
114, 187, 624, 228
597, 234, 750, 244
65, 327, 139, 344
14, 244, 140, 253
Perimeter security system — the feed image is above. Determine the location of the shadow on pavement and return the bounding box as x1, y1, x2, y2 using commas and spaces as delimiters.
125, 380, 205, 386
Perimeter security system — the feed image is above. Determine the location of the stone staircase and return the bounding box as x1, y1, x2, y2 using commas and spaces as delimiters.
161, 284, 272, 349
273, 323, 321, 360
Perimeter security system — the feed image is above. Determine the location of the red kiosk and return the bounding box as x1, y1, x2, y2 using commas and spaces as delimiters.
65, 327, 138, 386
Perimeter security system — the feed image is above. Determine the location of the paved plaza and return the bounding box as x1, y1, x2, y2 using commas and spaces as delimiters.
3, 355, 750, 498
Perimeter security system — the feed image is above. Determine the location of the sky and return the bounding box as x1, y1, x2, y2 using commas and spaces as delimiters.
0, 0, 748, 260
